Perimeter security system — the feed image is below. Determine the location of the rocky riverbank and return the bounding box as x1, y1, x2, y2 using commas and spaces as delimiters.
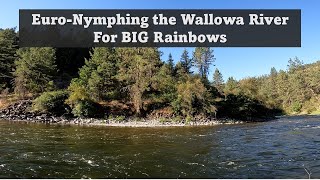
0, 99, 243, 127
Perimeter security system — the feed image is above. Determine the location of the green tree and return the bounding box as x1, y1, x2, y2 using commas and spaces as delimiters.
180, 48, 192, 74
223, 77, 239, 97
270, 67, 277, 77
172, 75, 215, 117
78, 47, 119, 101
174, 61, 188, 82
151, 63, 176, 104
14, 48, 57, 95
69, 47, 118, 102
167, 53, 174, 75
212, 68, 224, 94
66, 47, 117, 117
287, 57, 303, 72
259, 67, 279, 108
192, 47, 215, 79
0, 28, 18, 90
116, 47, 162, 116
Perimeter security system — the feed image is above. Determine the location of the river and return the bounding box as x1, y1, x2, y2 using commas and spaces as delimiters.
0, 115, 319, 178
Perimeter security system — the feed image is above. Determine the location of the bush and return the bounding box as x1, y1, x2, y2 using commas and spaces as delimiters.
71, 99, 104, 118
185, 115, 192, 124
172, 116, 182, 123
115, 115, 126, 122
32, 90, 69, 115
291, 102, 302, 113
159, 117, 168, 124
171, 95, 182, 115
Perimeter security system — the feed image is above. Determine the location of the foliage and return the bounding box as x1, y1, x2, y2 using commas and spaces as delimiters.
217, 94, 277, 120
151, 63, 177, 104
212, 68, 224, 94
0, 28, 18, 90
1, 29, 319, 121
223, 77, 239, 96
192, 47, 215, 79
14, 47, 57, 95
115, 115, 126, 122
75, 47, 119, 101
71, 99, 104, 118
66, 79, 90, 106
167, 53, 175, 76
173, 76, 213, 116
116, 47, 162, 116
234, 59, 320, 115
180, 48, 193, 74
291, 101, 302, 113
32, 90, 69, 115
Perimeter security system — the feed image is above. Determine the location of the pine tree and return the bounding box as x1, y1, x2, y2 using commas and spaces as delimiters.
192, 47, 215, 79
0, 28, 18, 90
224, 77, 238, 97
287, 57, 303, 72
212, 68, 224, 94
174, 61, 188, 82
270, 67, 277, 77
116, 47, 162, 116
180, 49, 192, 74
14, 48, 57, 95
72, 47, 119, 101
167, 53, 174, 75
175, 76, 209, 116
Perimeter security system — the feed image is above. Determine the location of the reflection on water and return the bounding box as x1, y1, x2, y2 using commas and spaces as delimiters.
0, 115, 320, 178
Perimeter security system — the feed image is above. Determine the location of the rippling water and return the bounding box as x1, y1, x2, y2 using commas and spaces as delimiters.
0, 116, 320, 178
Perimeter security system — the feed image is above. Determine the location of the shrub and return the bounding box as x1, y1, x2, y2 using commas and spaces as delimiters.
159, 117, 168, 124
32, 90, 69, 115
291, 102, 302, 113
71, 99, 104, 118
171, 95, 182, 115
185, 115, 192, 124
115, 115, 126, 122
172, 116, 182, 123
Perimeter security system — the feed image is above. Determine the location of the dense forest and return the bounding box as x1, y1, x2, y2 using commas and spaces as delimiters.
0, 28, 319, 122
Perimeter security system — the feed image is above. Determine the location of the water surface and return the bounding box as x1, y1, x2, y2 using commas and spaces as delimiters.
0, 116, 320, 178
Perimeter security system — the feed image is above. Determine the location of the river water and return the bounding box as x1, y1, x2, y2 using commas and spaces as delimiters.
0, 115, 320, 178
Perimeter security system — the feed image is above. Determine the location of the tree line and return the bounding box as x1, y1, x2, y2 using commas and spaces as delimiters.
1, 27, 318, 121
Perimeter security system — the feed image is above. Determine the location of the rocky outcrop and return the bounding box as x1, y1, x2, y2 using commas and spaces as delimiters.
0, 100, 68, 123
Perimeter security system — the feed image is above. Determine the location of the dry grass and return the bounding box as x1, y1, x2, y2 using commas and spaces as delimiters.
99, 100, 134, 115
0, 93, 34, 109
0, 95, 18, 109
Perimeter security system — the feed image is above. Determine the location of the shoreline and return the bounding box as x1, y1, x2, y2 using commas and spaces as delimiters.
0, 116, 245, 128
0, 99, 276, 128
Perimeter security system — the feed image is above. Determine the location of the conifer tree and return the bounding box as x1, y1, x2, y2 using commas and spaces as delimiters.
0, 28, 18, 90
116, 47, 162, 116
14, 48, 57, 95
180, 48, 192, 74
212, 68, 224, 94
223, 77, 238, 97
76, 47, 119, 101
192, 47, 215, 79
167, 53, 174, 75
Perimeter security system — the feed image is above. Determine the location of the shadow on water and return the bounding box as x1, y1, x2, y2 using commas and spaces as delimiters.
0, 115, 320, 178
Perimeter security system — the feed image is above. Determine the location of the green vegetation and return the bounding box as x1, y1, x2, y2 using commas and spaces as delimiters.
0, 27, 319, 122
14, 47, 57, 95
0, 28, 18, 91
228, 57, 320, 115
71, 99, 104, 118
32, 90, 69, 116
